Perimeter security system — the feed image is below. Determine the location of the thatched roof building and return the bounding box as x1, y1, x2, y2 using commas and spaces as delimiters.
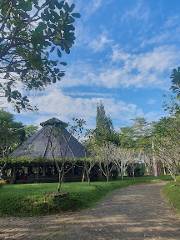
11, 118, 86, 159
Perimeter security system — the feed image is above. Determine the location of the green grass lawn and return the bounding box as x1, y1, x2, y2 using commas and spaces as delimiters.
163, 176, 180, 215
0, 176, 172, 217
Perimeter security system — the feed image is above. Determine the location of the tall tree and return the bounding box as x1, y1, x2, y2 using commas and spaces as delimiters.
164, 67, 180, 114
119, 117, 152, 150
0, 0, 80, 112
119, 126, 136, 148
171, 67, 180, 99
95, 102, 114, 143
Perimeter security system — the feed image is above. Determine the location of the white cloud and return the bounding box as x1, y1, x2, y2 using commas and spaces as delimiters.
62, 45, 180, 89
144, 111, 164, 122
74, 0, 107, 20
82, 0, 107, 18
111, 46, 130, 62
140, 15, 180, 47
66, 91, 113, 98
121, 0, 150, 23
112, 45, 178, 72
13, 86, 164, 129
164, 15, 180, 29
15, 87, 148, 128
89, 33, 112, 52
147, 99, 156, 105
88, 0, 103, 15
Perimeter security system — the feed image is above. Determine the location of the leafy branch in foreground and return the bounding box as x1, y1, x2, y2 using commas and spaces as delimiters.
0, 0, 80, 112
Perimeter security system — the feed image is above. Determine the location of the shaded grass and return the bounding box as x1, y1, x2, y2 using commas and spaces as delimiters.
163, 176, 180, 214
0, 175, 172, 217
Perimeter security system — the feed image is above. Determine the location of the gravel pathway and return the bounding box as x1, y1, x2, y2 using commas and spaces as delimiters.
0, 182, 180, 240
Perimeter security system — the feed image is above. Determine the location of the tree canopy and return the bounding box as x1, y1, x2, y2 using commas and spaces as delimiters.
0, 0, 80, 112
171, 67, 180, 99
95, 102, 114, 144
164, 67, 180, 114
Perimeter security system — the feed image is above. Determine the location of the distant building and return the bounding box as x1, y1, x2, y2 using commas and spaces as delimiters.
12, 118, 86, 160
5, 118, 87, 183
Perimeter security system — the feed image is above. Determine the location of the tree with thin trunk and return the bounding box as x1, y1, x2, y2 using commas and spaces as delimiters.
45, 118, 86, 192
113, 147, 136, 180
83, 156, 96, 184
96, 142, 117, 182
82, 129, 98, 184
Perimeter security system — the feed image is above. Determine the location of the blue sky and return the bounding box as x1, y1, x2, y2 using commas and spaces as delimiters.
15, 0, 180, 129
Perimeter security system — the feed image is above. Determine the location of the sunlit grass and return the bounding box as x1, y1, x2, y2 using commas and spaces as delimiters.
163, 176, 180, 214
0, 175, 172, 217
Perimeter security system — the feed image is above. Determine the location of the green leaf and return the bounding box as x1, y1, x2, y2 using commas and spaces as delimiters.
65, 48, 70, 54
69, 4, 75, 12
66, 24, 75, 31
57, 48, 62, 57
50, 46, 55, 52
49, 1, 55, 10
20, 0, 32, 11
38, 22, 47, 30
60, 62, 67, 66
58, 72, 65, 78
54, 68, 59, 74
72, 13, 81, 18
63, 2, 70, 12
55, 0, 64, 9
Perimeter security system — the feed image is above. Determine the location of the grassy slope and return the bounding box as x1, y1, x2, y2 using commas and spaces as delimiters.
0, 176, 171, 217
163, 176, 180, 214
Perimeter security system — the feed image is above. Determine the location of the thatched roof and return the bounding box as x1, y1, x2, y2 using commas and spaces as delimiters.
11, 118, 86, 159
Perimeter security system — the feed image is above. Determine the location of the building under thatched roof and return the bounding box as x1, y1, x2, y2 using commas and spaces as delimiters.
2, 118, 88, 183
11, 118, 86, 159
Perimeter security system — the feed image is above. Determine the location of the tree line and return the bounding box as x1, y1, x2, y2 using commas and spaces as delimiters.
83, 68, 180, 182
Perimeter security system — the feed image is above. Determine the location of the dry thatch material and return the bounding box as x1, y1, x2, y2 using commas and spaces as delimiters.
11, 118, 85, 159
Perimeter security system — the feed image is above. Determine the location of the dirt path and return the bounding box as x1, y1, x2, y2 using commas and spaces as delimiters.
0, 182, 180, 240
